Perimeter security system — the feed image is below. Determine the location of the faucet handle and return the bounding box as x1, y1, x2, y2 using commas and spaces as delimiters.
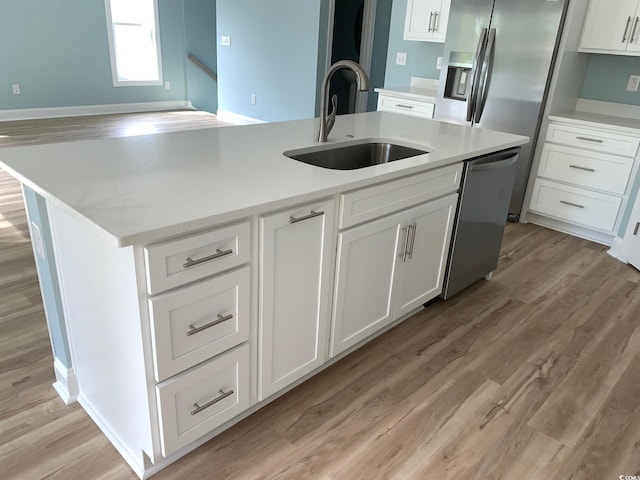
326, 94, 338, 133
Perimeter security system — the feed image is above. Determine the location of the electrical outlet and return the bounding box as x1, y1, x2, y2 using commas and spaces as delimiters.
627, 75, 640, 92
12, 84, 20, 95
436, 57, 443, 70
164, 81, 171, 90
31, 222, 45, 260
251, 94, 257, 105
221, 35, 231, 46
396, 52, 407, 66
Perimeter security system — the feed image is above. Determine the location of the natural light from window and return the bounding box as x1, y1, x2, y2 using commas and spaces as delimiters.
105, 0, 162, 86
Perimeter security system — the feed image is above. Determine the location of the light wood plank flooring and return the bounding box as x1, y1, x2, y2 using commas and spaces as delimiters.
1, 112, 640, 479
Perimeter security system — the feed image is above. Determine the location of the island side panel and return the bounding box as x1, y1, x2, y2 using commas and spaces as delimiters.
47, 202, 155, 476
21, 186, 77, 403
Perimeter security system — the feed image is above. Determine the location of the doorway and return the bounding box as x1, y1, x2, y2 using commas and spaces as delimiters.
327, 0, 375, 114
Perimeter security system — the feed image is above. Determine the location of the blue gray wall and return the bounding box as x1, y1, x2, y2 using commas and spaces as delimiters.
0, 0, 188, 110
216, 0, 326, 122
184, 0, 218, 113
383, 0, 443, 88
23, 188, 72, 369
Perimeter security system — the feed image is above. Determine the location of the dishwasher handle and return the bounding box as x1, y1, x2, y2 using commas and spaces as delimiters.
468, 151, 519, 172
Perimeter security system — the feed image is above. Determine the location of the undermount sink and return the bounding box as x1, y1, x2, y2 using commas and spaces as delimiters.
284, 140, 429, 170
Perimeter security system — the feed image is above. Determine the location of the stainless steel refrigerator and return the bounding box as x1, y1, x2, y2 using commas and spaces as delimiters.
434, 0, 569, 220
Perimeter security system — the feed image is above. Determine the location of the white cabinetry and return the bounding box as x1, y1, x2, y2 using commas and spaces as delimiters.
527, 120, 640, 245
258, 199, 335, 400
376, 93, 435, 119
330, 166, 460, 357
404, 0, 451, 42
579, 0, 640, 55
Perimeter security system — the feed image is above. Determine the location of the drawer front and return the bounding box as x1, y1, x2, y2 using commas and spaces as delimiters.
538, 143, 634, 195
529, 179, 622, 232
144, 221, 250, 295
149, 267, 250, 382
339, 164, 462, 229
156, 343, 250, 457
546, 123, 640, 157
377, 95, 435, 119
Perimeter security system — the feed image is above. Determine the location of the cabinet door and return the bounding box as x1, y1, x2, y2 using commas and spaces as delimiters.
259, 199, 335, 400
404, 0, 448, 42
580, 0, 639, 52
330, 211, 404, 357
394, 194, 458, 319
629, 221, 640, 271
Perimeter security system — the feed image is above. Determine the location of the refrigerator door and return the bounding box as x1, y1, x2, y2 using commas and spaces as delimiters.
435, 0, 494, 126
473, 0, 568, 218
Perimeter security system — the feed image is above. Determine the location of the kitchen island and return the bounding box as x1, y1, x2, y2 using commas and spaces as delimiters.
0, 112, 527, 478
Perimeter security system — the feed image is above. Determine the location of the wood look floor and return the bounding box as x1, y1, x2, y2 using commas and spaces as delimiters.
2, 112, 640, 479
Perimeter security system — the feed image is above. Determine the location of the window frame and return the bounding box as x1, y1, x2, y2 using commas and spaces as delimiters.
104, 0, 164, 87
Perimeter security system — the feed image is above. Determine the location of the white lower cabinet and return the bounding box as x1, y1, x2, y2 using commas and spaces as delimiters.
258, 199, 335, 400
331, 193, 458, 357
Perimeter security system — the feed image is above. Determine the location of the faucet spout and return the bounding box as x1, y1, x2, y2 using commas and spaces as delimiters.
318, 60, 370, 143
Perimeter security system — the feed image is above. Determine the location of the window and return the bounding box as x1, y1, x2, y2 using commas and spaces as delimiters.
105, 0, 163, 86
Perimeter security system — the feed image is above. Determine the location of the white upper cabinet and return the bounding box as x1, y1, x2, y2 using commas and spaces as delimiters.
580, 0, 640, 54
404, 0, 451, 42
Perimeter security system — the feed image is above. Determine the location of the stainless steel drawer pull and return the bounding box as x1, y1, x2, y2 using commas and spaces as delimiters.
569, 165, 596, 172
407, 223, 417, 260
560, 200, 585, 209
634, 222, 640, 235
395, 104, 415, 109
191, 389, 234, 416
183, 248, 233, 269
623, 16, 632, 42
632, 17, 640, 43
289, 210, 324, 224
433, 12, 439, 31
575, 136, 603, 143
428, 12, 434, 32
186, 313, 234, 337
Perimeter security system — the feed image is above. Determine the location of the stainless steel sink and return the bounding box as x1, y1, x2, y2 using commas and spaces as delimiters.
284, 141, 429, 170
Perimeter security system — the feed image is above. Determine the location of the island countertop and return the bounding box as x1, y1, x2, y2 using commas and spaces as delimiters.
0, 111, 528, 247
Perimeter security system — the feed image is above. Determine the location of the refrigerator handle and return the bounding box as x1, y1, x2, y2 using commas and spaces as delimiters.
474, 28, 496, 124
466, 28, 488, 123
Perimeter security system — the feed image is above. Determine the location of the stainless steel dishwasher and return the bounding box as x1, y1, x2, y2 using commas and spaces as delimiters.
441, 147, 520, 299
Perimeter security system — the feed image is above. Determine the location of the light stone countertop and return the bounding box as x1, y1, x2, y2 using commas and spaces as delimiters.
0, 112, 528, 247
549, 111, 640, 136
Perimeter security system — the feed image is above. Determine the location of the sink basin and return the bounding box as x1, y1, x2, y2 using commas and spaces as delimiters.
284, 141, 429, 170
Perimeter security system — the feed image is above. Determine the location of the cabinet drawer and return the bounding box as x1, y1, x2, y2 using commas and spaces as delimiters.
156, 343, 250, 457
529, 179, 622, 232
377, 95, 435, 119
546, 123, 640, 157
144, 221, 250, 295
149, 267, 250, 382
339, 163, 462, 228
538, 143, 634, 195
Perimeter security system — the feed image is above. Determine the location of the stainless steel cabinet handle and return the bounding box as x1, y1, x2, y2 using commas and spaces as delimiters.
569, 165, 596, 172
433, 12, 439, 32
289, 210, 324, 224
634, 222, 640, 235
395, 104, 415, 109
575, 136, 603, 143
623, 16, 633, 42
398, 225, 410, 261
191, 389, 234, 416
407, 223, 417, 260
632, 17, 640, 42
186, 313, 234, 337
184, 248, 233, 269
560, 200, 585, 209
428, 12, 434, 32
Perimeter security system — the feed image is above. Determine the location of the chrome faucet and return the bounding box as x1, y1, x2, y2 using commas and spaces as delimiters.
318, 60, 370, 143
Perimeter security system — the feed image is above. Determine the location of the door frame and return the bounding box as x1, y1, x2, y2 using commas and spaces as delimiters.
325, 0, 377, 113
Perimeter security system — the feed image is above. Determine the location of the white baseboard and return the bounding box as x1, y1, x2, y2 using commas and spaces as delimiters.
526, 212, 614, 246
52, 358, 78, 405
607, 236, 627, 261
216, 109, 265, 125
0, 101, 194, 121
